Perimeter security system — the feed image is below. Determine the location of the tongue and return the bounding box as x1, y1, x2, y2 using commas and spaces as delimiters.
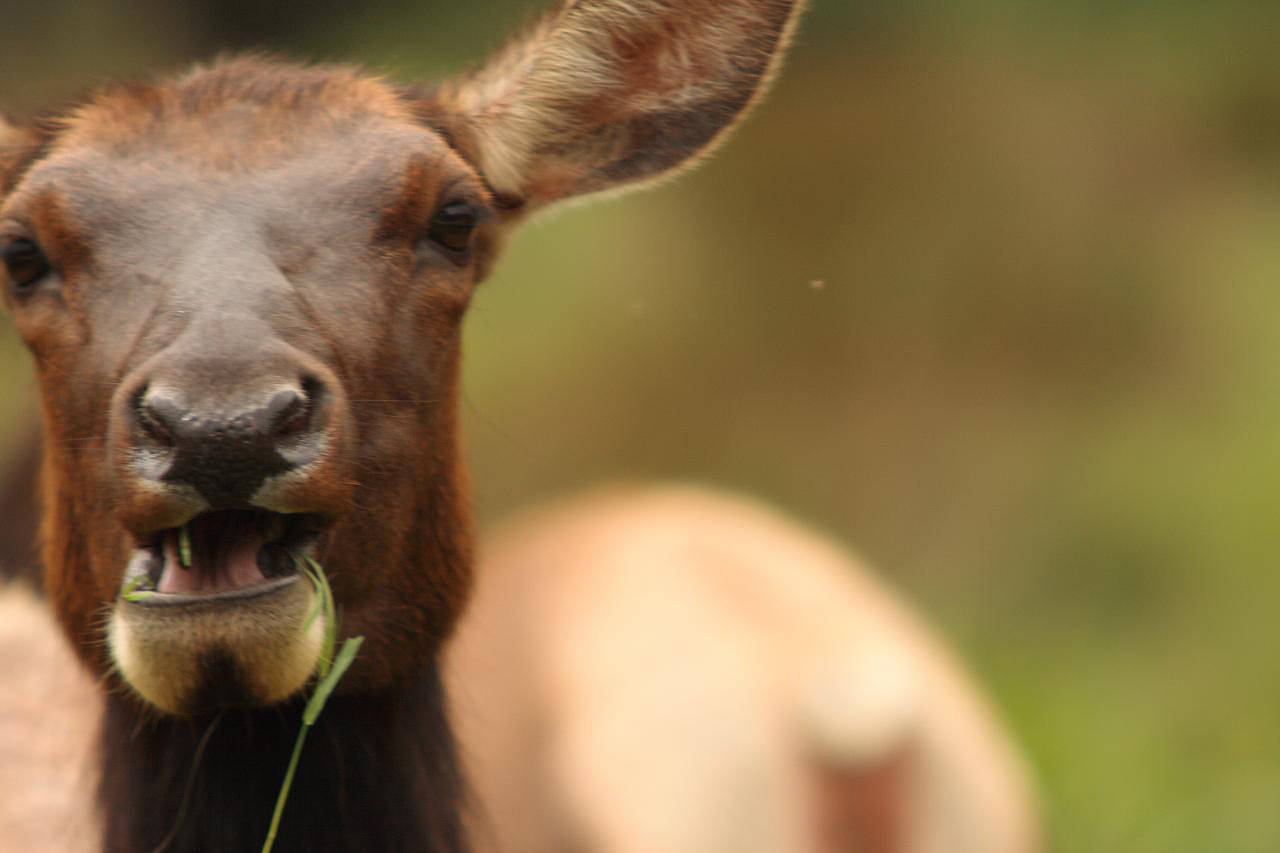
156, 530, 268, 594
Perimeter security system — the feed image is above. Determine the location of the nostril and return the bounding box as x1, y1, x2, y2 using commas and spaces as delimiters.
136, 393, 181, 447
265, 388, 310, 439
300, 375, 322, 404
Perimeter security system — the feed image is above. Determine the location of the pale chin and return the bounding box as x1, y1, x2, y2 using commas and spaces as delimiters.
107, 578, 325, 716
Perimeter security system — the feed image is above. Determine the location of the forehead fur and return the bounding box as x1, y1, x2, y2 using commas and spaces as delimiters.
54, 57, 419, 167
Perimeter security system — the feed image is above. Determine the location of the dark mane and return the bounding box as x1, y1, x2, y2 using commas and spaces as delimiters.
99, 661, 465, 853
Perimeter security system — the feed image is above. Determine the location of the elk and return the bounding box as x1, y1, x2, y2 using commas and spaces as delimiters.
448, 486, 1041, 853
0, 0, 1040, 850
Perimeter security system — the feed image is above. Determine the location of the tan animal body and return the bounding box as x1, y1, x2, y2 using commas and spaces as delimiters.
450, 487, 1040, 853
0, 584, 99, 853
0, 1, 1039, 850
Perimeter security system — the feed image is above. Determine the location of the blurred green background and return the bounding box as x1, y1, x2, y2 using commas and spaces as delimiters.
3, 1, 1279, 850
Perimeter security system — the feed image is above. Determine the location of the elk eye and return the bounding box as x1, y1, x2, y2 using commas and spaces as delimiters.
426, 202, 477, 256
2, 237, 51, 295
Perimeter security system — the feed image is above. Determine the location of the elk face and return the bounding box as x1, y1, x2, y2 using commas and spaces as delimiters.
0, 66, 490, 713
0, 0, 804, 717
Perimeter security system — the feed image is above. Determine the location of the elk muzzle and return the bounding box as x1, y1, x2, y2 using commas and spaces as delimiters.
105, 344, 353, 714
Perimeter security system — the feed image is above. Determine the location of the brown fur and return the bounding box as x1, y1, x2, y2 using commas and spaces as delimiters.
0, 427, 40, 587
55, 59, 417, 162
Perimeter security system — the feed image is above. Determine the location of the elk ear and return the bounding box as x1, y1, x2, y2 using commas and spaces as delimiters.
433, 0, 805, 212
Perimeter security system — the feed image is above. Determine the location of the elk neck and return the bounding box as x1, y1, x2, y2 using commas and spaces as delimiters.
98, 659, 465, 853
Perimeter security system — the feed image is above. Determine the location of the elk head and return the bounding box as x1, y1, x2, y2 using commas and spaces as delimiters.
0, 0, 803, 718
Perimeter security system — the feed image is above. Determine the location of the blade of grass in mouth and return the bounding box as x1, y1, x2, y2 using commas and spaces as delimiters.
301, 555, 338, 677
261, 555, 364, 853
121, 573, 153, 602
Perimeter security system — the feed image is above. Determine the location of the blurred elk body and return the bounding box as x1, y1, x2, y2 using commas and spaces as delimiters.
0, 584, 100, 853
0, 0, 1038, 850
449, 487, 1040, 853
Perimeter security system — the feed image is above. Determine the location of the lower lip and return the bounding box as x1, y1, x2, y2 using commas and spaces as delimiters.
120, 574, 301, 609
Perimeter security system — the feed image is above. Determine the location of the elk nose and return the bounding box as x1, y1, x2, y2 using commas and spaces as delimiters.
135, 384, 324, 506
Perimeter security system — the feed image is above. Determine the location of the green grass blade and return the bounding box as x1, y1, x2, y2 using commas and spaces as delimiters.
260, 718, 309, 853
260, 555, 365, 853
303, 556, 337, 677
303, 636, 363, 725
295, 555, 324, 634
121, 574, 153, 602
301, 575, 322, 632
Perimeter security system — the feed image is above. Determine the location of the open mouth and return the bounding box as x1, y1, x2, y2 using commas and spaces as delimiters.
121, 510, 326, 601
